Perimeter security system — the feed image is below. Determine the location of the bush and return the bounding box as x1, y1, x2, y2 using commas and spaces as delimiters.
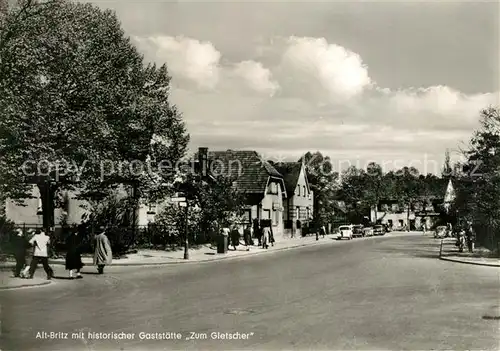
0, 215, 17, 256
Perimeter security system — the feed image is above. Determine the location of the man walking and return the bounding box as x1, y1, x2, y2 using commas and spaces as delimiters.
27, 229, 54, 280
94, 227, 112, 274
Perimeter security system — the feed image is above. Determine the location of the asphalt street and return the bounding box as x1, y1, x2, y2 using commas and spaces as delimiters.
1, 233, 499, 351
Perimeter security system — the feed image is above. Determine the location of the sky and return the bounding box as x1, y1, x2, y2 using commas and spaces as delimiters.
91, 0, 499, 174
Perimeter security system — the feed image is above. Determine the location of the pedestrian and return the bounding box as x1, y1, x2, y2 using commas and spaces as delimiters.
65, 229, 83, 279
11, 228, 29, 278
252, 218, 261, 246
27, 229, 54, 280
243, 224, 253, 251
423, 222, 427, 235
262, 223, 271, 249
230, 225, 240, 251
269, 221, 275, 247
20, 230, 35, 278
321, 225, 326, 239
93, 227, 112, 274
466, 220, 475, 253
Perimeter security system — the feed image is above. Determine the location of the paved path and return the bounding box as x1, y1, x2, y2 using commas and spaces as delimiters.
1, 233, 498, 350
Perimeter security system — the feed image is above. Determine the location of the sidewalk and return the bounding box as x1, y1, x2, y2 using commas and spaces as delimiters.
0, 234, 340, 269
0, 270, 53, 290
439, 238, 500, 267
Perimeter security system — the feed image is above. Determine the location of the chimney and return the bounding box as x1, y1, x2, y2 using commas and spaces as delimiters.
198, 147, 208, 176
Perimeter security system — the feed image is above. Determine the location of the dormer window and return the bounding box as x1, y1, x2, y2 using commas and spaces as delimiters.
303, 185, 306, 197
297, 185, 300, 196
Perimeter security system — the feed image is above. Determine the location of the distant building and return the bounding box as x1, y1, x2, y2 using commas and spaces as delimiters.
370, 196, 444, 230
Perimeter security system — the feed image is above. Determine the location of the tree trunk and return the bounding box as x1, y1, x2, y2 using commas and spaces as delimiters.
37, 181, 55, 232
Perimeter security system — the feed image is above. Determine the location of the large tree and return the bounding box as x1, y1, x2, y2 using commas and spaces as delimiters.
395, 166, 421, 230
301, 151, 339, 229
459, 107, 500, 249
0, 0, 188, 231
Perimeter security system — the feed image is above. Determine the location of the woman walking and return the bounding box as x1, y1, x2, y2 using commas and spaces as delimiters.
93, 227, 112, 274
230, 225, 240, 251
12, 229, 29, 278
65, 229, 83, 279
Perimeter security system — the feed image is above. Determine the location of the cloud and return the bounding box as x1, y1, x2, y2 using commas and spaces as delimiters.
232, 60, 279, 96
277, 36, 372, 102
134, 36, 221, 90
136, 34, 498, 173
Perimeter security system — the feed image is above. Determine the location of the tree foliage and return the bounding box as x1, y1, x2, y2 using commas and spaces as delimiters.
301, 151, 339, 227
458, 107, 500, 249
0, 0, 188, 228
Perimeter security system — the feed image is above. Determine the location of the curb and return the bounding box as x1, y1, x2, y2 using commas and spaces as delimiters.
59, 237, 339, 266
439, 256, 500, 268
0, 237, 339, 268
0, 233, 402, 269
0, 280, 52, 291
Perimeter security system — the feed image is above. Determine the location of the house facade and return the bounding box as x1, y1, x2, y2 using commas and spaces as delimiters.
370, 197, 444, 230
4, 185, 160, 228
273, 161, 313, 237
205, 148, 287, 237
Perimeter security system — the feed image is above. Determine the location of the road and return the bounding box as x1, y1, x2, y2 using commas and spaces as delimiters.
1, 233, 499, 351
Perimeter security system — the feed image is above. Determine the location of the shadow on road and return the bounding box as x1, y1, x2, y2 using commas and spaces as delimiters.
374, 240, 440, 259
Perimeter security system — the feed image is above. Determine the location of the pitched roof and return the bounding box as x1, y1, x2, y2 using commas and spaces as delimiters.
208, 150, 283, 194
272, 162, 302, 195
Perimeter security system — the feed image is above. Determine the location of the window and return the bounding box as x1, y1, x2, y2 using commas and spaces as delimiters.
243, 210, 251, 225
263, 209, 271, 220
303, 185, 306, 197
272, 209, 279, 225
297, 185, 300, 196
269, 183, 278, 194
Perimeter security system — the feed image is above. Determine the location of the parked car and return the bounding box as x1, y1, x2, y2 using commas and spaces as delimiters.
373, 224, 385, 236
434, 226, 447, 238
338, 225, 353, 240
363, 226, 374, 237
352, 225, 364, 238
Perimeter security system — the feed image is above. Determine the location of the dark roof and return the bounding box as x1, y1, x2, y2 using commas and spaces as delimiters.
272, 162, 302, 194
208, 150, 283, 194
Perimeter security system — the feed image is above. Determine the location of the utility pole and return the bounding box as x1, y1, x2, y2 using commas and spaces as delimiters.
184, 200, 189, 260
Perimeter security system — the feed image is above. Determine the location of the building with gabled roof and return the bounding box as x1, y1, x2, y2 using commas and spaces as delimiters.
272, 161, 313, 237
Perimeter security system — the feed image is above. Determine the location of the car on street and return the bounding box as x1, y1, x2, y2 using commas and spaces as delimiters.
434, 225, 448, 238
352, 225, 364, 238
363, 226, 374, 237
373, 224, 385, 236
338, 225, 353, 240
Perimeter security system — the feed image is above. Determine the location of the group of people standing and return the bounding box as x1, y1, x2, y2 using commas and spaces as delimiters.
11, 226, 113, 280
220, 218, 275, 251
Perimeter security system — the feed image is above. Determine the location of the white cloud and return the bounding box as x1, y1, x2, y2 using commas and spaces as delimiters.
232, 60, 279, 96
134, 36, 221, 90
277, 36, 372, 102
136, 35, 498, 173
